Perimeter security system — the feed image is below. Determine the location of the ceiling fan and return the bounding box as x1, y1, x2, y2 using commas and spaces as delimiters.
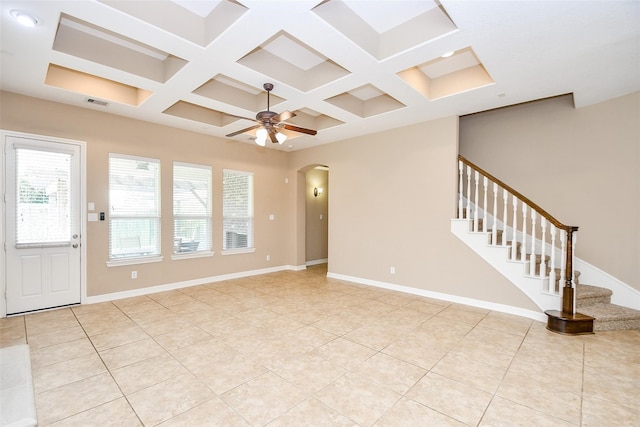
225, 83, 317, 146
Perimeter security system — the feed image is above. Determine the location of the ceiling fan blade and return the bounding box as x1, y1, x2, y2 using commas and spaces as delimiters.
272, 110, 295, 123
226, 124, 261, 137
268, 128, 279, 144
281, 124, 317, 136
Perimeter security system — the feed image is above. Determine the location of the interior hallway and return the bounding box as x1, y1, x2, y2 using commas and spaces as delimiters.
1, 264, 638, 426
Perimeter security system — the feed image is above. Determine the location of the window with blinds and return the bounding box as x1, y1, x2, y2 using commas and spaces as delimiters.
108, 154, 161, 260
173, 162, 212, 255
15, 148, 71, 246
222, 169, 254, 251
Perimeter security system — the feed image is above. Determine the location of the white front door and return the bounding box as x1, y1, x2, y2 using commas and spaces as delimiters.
4, 134, 82, 315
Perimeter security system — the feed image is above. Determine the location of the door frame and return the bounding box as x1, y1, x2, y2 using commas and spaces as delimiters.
1, 130, 87, 318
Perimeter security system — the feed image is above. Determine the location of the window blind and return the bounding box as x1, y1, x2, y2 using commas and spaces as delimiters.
173, 162, 212, 254
222, 169, 253, 250
15, 148, 71, 245
109, 154, 161, 259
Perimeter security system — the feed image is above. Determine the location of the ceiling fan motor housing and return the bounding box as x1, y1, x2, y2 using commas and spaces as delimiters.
256, 110, 277, 121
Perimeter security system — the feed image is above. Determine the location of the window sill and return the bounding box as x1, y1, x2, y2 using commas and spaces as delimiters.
221, 247, 256, 256
106, 255, 163, 267
171, 251, 214, 261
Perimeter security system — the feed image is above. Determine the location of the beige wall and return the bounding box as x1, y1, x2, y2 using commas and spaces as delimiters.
2, 90, 569, 311
290, 117, 539, 310
305, 168, 329, 263
1, 91, 295, 297
459, 92, 640, 290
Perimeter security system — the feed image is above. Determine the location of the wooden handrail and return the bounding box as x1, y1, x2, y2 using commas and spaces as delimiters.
458, 155, 579, 314
458, 155, 578, 233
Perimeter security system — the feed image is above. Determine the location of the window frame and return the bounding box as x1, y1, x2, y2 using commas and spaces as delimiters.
222, 169, 255, 255
172, 161, 213, 260
106, 153, 162, 267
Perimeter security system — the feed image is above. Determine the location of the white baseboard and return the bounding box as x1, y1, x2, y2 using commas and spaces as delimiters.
85, 265, 300, 305
306, 258, 328, 266
326, 271, 547, 323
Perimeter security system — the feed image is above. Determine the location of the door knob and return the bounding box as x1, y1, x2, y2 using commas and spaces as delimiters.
72, 234, 79, 239
72, 244, 79, 248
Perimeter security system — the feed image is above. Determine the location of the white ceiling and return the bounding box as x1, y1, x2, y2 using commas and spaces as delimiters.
1, 0, 638, 151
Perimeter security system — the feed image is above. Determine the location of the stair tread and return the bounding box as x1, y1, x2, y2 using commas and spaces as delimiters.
576, 284, 613, 298
578, 303, 640, 321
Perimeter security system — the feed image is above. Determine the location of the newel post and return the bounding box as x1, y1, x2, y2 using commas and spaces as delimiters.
561, 227, 578, 314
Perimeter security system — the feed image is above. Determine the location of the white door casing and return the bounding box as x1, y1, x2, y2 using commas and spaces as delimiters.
2, 131, 86, 316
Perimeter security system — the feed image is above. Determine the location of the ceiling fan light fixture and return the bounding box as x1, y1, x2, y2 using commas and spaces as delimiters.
276, 132, 287, 144
255, 128, 267, 146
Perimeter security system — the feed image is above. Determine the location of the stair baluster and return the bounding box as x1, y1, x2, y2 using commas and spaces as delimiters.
549, 224, 557, 292
458, 161, 464, 219
502, 188, 508, 247
466, 165, 472, 222
491, 183, 497, 244
474, 171, 480, 232
560, 231, 567, 295
529, 210, 537, 276
540, 218, 547, 280
483, 177, 488, 232
511, 196, 518, 260
521, 204, 528, 262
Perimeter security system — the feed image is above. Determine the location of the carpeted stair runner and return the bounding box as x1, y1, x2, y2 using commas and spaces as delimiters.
577, 284, 640, 331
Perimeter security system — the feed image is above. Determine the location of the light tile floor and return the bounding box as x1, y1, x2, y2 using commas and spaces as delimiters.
1, 264, 639, 426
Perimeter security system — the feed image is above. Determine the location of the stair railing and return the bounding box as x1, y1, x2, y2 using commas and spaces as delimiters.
457, 155, 579, 314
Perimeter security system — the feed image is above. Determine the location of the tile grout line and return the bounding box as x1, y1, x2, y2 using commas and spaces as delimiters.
71, 303, 147, 427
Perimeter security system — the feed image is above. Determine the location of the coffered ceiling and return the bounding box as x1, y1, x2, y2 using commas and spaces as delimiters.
1, 1, 638, 151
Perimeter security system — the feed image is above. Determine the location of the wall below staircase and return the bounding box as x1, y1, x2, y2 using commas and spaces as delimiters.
291, 117, 541, 313
460, 92, 640, 293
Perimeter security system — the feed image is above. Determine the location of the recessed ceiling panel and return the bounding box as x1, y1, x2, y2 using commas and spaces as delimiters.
398, 48, 494, 100
342, 0, 438, 33
237, 32, 350, 92
99, 0, 247, 46
326, 84, 405, 118
420, 50, 479, 79
287, 109, 344, 131
172, 0, 222, 17
53, 14, 187, 83
163, 100, 239, 127
313, 0, 457, 60
193, 75, 284, 112
45, 64, 152, 106
262, 34, 325, 71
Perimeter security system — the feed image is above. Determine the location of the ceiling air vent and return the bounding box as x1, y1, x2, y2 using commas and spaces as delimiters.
85, 97, 109, 107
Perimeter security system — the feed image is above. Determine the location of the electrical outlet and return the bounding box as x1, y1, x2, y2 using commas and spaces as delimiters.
390, 266, 395, 274
131, 271, 137, 279
266, 255, 270, 261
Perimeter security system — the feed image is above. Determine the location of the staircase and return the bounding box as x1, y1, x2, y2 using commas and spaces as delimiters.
453, 155, 640, 333
577, 284, 640, 331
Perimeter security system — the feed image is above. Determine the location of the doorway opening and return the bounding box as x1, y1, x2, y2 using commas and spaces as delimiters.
300, 164, 328, 269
